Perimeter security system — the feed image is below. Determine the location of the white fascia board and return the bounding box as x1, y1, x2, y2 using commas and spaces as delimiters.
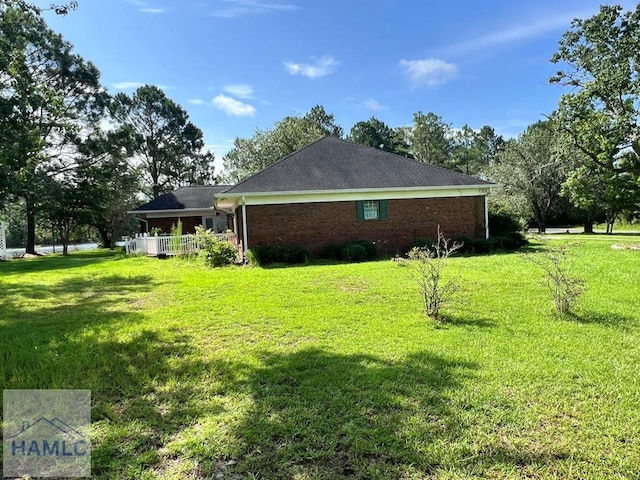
126, 208, 215, 218
218, 184, 496, 208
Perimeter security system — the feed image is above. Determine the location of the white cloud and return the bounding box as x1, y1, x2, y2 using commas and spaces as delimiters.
284, 55, 339, 79
112, 81, 145, 90
440, 7, 620, 58
211, 0, 298, 18
188, 99, 205, 105
364, 99, 387, 111
399, 58, 458, 87
212, 95, 256, 117
139, 8, 164, 13
223, 84, 254, 99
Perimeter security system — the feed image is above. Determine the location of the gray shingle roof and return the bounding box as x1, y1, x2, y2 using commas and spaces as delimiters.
224, 136, 492, 194
132, 185, 231, 211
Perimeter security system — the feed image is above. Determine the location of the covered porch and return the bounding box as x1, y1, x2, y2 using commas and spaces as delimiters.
125, 232, 239, 257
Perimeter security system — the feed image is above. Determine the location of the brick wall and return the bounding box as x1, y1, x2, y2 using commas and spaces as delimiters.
238, 196, 486, 256
146, 216, 202, 234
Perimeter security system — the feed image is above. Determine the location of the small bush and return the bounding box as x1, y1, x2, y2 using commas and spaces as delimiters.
340, 243, 368, 262
454, 235, 475, 254
320, 240, 376, 262
351, 240, 377, 259
200, 240, 238, 267
320, 243, 344, 260
489, 211, 524, 236
194, 225, 238, 267
525, 242, 585, 315
500, 232, 528, 250
403, 227, 462, 322
246, 248, 260, 266
410, 238, 435, 250
251, 244, 309, 265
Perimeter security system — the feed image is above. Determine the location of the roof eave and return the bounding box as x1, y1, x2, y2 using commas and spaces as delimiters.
220, 183, 498, 199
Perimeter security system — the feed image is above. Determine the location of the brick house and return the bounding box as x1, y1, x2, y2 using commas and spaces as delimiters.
129, 185, 233, 234
214, 136, 496, 257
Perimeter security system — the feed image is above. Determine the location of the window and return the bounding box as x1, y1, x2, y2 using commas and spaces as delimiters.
203, 216, 215, 230
356, 200, 388, 222
364, 200, 379, 220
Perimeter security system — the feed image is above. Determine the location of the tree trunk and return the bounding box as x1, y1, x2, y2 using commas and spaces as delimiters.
583, 221, 594, 234
537, 224, 547, 234
25, 196, 36, 254
97, 227, 113, 249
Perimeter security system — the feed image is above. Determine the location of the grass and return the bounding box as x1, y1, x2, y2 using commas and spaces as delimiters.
1, 237, 639, 479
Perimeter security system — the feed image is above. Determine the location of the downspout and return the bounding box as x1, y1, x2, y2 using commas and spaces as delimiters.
132, 216, 149, 233
484, 194, 489, 240
241, 196, 248, 253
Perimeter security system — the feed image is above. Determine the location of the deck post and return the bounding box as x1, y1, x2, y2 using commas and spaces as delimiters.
241, 196, 248, 253
484, 194, 489, 240
0, 222, 6, 260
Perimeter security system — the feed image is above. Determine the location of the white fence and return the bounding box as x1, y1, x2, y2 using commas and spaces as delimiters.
0, 222, 6, 261
125, 232, 238, 257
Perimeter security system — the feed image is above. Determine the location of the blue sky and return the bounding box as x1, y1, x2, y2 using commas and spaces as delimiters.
45, 0, 636, 173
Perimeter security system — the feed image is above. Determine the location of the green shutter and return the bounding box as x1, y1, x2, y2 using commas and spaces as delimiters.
356, 201, 364, 222
380, 200, 388, 220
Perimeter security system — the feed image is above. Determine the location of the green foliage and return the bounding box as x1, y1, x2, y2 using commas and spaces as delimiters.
111, 85, 215, 199
201, 240, 238, 268
0, 6, 106, 253
223, 105, 342, 183
410, 238, 436, 250
551, 4, 640, 179
488, 211, 524, 236
169, 219, 184, 257
249, 244, 309, 265
409, 111, 452, 167
1, 238, 640, 478
340, 243, 367, 262
490, 119, 574, 233
348, 116, 409, 155
193, 225, 238, 267
319, 240, 376, 262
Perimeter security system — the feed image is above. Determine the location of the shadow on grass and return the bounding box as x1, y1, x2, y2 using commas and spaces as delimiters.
567, 311, 635, 330
0, 250, 126, 275
435, 313, 497, 328
0, 265, 207, 477
193, 347, 570, 479
220, 348, 476, 478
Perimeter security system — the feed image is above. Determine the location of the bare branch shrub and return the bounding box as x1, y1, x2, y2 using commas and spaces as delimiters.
525, 241, 585, 315
402, 227, 462, 321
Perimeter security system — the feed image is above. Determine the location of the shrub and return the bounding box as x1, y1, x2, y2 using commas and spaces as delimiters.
351, 240, 377, 259
320, 240, 376, 262
454, 235, 475, 254
410, 238, 435, 250
402, 227, 462, 322
200, 240, 238, 267
250, 244, 309, 265
525, 242, 585, 315
194, 225, 238, 267
489, 211, 524, 236
320, 243, 344, 260
340, 243, 368, 262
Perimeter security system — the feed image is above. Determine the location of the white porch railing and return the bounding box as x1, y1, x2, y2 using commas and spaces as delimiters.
125, 232, 238, 257
0, 222, 6, 261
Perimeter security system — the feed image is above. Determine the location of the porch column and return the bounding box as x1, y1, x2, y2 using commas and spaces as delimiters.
241, 196, 248, 252
484, 194, 489, 239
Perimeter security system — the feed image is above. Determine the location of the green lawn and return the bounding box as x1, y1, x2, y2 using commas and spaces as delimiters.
1, 236, 639, 479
